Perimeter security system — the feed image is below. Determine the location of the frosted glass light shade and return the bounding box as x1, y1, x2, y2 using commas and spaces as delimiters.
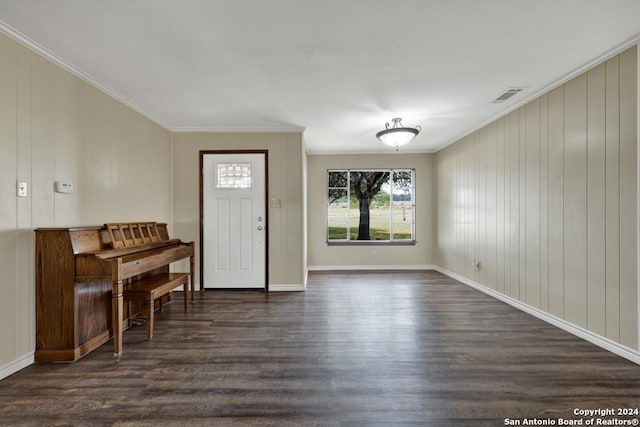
376, 118, 420, 150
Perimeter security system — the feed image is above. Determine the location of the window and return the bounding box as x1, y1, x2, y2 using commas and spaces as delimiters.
327, 169, 415, 243
216, 162, 252, 189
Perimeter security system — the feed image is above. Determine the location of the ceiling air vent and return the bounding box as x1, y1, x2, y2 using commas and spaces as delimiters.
492, 87, 526, 103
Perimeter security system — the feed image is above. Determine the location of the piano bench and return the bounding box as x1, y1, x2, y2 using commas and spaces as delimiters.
124, 272, 190, 340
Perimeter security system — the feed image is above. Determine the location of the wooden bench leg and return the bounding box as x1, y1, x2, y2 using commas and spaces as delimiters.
147, 297, 154, 340
183, 279, 189, 312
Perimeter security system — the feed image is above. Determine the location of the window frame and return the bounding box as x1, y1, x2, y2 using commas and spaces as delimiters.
326, 168, 416, 246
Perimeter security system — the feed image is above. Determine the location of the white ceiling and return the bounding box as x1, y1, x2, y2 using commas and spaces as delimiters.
0, 0, 639, 153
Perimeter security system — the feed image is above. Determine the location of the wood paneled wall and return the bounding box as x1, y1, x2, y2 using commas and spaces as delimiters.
436, 46, 638, 350
0, 32, 172, 376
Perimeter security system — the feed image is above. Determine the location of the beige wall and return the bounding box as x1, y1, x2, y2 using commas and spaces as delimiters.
171, 132, 305, 288
308, 153, 435, 268
436, 46, 638, 351
0, 33, 172, 374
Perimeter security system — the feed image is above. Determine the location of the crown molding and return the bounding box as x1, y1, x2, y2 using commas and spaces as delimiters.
0, 19, 171, 130
0, 19, 308, 137
171, 126, 306, 133
306, 148, 436, 155
435, 32, 640, 153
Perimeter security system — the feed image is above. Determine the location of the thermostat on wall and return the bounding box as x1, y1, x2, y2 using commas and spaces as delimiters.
55, 181, 74, 194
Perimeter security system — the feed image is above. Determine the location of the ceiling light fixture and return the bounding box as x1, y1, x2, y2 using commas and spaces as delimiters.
376, 118, 421, 151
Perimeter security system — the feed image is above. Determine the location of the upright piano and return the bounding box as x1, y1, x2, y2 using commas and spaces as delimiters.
35, 222, 194, 362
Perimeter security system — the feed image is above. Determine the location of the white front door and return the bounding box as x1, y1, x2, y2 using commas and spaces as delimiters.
202, 153, 266, 289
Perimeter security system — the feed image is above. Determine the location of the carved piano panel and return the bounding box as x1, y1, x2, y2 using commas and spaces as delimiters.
35, 223, 194, 363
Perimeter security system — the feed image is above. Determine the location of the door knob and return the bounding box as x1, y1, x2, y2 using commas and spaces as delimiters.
257, 225, 264, 231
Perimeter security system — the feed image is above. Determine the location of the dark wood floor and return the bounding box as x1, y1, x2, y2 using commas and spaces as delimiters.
1, 271, 639, 426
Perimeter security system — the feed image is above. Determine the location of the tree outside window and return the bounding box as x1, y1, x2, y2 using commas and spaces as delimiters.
327, 169, 415, 242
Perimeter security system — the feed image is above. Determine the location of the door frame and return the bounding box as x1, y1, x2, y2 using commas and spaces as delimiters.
199, 150, 269, 291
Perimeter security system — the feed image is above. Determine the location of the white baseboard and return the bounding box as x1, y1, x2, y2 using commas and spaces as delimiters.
308, 264, 436, 271
269, 284, 306, 292
0, 352, 34, 381
434, 266, 640, 366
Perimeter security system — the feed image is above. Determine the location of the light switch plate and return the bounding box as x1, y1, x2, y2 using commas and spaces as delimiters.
270, 198, 281, 208
17, 181, 28, 197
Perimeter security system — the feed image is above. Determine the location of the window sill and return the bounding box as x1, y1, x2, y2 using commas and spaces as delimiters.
326, 240, 417, 246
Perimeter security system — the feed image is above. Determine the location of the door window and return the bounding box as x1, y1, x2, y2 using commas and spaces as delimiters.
216, 162, 252, 189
